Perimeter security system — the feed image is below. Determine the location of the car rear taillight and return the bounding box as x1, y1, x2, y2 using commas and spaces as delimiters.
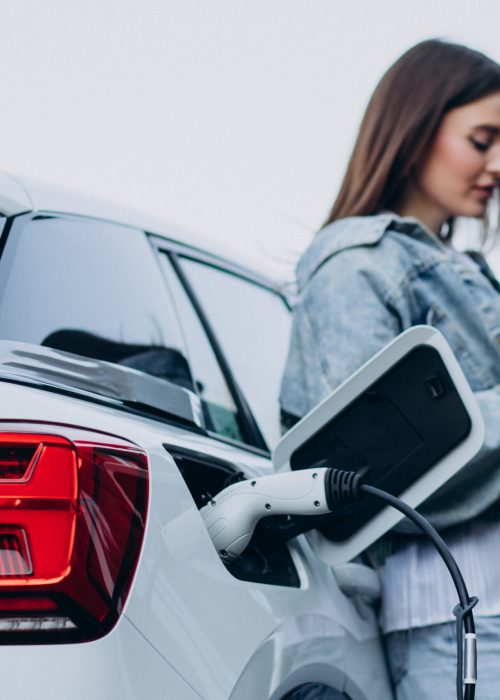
0, 432, 148, 643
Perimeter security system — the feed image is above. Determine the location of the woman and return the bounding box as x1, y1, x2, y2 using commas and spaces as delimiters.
280, 40, 500, 699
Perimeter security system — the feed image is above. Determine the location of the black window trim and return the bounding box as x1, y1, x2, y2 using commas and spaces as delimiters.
170, 253, 293, 455
177, 252, 292, 311
148, 233, 290, 304
0, 213, 20, 262
149, 236, 292, 455
166, 251, 269, 451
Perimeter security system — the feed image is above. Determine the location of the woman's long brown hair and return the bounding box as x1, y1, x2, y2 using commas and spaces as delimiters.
324, 40, 500, 227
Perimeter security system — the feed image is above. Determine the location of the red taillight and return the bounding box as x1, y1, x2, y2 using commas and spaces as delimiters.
0, 432, 148, 642
0, 442, 38, 480
0, 528, 33, 576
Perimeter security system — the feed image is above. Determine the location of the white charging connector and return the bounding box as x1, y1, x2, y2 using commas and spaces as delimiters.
200, 467, 330, 559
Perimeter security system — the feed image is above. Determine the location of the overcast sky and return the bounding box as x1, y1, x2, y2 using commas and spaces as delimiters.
1, 1, 500, 278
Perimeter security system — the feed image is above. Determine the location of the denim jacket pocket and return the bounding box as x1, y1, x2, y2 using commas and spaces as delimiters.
426, 303, 496, 390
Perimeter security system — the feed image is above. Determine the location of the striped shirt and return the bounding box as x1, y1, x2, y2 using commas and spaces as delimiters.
379, 519, 500, 633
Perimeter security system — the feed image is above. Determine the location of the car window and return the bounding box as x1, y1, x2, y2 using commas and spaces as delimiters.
158, 255, 245, 443
0, 215, 194, 390
178, 258, 291, 448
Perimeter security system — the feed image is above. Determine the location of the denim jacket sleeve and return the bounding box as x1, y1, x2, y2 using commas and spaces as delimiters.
280, 249, 403, 418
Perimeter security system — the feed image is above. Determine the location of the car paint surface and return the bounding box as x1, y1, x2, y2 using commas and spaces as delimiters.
0, 174, 393, 699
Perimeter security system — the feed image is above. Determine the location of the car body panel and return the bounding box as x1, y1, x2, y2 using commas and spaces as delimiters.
0, 174, 393, 699
0, 614, 204, 700
0, 379, 391, 698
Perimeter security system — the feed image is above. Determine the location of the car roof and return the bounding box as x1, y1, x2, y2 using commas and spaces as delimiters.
0, 171, 282, 290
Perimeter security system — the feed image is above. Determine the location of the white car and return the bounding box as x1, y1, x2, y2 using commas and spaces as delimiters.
0, 172, 392, 699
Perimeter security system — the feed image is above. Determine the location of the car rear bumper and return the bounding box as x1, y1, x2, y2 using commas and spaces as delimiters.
0, 614, 203, 699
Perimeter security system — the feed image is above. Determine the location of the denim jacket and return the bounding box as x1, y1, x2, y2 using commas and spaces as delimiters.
280, 213, 500, 533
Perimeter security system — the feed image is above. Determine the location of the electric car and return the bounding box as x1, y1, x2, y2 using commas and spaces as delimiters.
0, 172, 393, 699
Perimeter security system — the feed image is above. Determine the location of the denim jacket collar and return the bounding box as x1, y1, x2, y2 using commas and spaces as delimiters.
297, 213, 448, 291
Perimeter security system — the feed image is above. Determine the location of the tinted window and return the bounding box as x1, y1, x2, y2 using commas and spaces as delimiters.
179, 258, 291, 447
0, 215, 193, 389
159, 255, 245, 443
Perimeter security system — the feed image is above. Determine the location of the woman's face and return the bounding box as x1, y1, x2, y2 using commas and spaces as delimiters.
403, 91, 500, 233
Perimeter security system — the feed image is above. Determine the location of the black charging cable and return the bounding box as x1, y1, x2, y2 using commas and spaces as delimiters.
324, 469, 478, 700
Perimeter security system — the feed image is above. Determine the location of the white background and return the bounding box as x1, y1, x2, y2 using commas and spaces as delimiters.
1, 1, 500, 278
